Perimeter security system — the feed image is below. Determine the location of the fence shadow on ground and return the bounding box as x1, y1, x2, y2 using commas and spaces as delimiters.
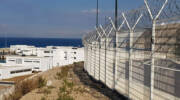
73, 62, 128, 100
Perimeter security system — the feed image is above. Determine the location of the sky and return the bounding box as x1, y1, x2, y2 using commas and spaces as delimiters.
0, 0, 144, 38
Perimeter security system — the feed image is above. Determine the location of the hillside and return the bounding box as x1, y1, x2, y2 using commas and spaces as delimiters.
17, 62, 124, 100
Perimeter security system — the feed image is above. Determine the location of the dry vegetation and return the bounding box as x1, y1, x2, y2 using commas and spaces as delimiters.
4, 62, 125, 100
4, 76, 47, 100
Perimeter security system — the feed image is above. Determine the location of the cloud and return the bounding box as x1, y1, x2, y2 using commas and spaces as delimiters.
81, 9, 100, 14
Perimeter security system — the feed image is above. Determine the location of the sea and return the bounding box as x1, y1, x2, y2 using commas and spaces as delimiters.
0, 37, 83, 48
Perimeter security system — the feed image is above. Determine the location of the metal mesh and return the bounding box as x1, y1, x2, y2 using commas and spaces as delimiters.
83, 0, 180, 100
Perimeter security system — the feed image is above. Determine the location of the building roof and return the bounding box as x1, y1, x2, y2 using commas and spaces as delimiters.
6, 55, 46, 58
0, 65, 32, 70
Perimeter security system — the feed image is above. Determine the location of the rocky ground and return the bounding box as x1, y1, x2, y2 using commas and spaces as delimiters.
20, 62, 126, 100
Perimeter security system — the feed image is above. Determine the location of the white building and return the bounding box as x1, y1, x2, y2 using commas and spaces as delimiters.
0, 45, 84, 79
6, 55, 53, 71
0, 65, 32, 79
10, 45, 84, 67
50, 46, 84, 66
10, 45, 36, 56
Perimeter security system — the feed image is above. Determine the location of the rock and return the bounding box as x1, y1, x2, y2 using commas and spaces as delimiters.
47, 80, 52, 86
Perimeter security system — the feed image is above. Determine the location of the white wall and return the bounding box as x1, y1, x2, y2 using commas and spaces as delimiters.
0, 45, 84, 80
0, 66, 32, 79
6, 56, 52, 71
9, 45, 84, 68
10, 45, 35, 55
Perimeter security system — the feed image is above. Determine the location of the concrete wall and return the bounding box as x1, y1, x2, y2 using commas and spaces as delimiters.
84, 31, 180, 100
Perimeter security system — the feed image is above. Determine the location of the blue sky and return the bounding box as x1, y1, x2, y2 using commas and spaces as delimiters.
0, 0, 143, 38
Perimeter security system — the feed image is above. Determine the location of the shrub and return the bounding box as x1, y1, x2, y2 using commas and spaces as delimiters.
41, 97, 46, 100
57, 94, 74, 100
73, 61, 84, 67
19, 79, 37, 95
4, 92, 22, 100
4, 76, 47, 100
43, 88, 51, 95
47, 86, 55, 89
55, 72, 63, 80
64, 80, 74, 89
55, 66, 70, 80
57, 79, 74, 100
4, 79, 38, 100
38, 76, 47, 88
59, 86, 66, 94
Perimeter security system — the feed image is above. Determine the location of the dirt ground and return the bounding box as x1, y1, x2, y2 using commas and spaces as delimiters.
20, 62, 127, 100
0, 74, 34, 91
2, 74, 34, 83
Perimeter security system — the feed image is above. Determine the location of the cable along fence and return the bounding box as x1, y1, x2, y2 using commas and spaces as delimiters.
82, 0, 180, 100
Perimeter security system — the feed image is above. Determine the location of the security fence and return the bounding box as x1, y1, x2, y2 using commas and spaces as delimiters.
82, 0, 180, 100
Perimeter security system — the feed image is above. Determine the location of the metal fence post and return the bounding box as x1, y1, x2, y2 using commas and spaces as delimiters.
99, 37, 101, 80
109, 16, 126, 88
84, 45, 86, 70
115, 31, 119, 83
100, 25, 113, 84
113, 0, 118, 89
90, 43, 93, 76
144, 0, 168, 99
96, 27, 102, 81
129, 30, 133, 97
105, 36, 107, 83
94, 41, 96, 77
150, 20, 156, 100
122, 13, 143, 98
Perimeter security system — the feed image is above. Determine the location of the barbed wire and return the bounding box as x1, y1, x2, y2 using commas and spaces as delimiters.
83, 0, 180, 44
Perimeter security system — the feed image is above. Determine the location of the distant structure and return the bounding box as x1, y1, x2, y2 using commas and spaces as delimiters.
0, 45, 84, 79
